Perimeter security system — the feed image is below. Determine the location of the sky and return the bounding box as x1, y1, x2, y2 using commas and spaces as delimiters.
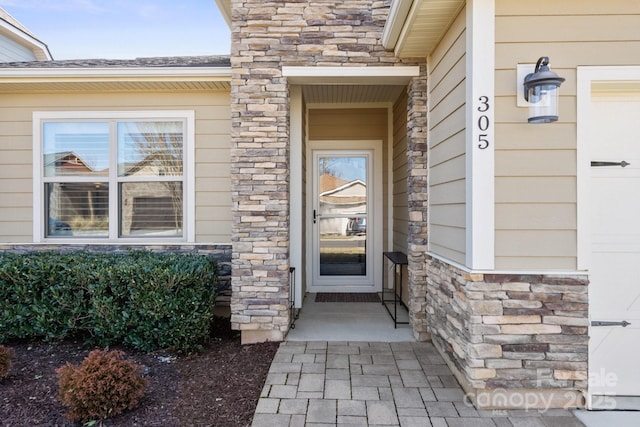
1, 0, 230, 60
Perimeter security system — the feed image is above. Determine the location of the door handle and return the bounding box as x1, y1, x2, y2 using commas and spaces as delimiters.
591, 161, 630, 167
591, 320, 631, 327
313, 209, 317, 224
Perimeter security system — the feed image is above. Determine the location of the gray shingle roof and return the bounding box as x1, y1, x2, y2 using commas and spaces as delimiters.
0, 55, 231, 68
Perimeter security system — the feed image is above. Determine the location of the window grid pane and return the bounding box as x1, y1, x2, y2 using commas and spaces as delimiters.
46, 182, 109, 238
117, 121, 184, 177
119, 182, 183, 238
43, 122, 110, 177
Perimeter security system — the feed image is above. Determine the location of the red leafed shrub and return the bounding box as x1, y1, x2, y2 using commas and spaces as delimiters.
0, 345, 12, 380
56, 349, 147, 422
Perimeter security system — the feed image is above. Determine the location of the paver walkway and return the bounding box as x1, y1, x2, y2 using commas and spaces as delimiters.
252, 341, 585, 427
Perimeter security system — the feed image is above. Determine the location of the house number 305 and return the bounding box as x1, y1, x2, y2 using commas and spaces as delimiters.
477, 96, 490, 150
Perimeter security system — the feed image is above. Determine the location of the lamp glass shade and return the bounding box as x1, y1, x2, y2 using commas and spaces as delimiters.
526, 83, 560, 123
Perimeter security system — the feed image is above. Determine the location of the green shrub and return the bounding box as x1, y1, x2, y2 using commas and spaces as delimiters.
57, 349, 146, 422
0, 251, 93, 341
0, 251, 218, 353
0, 345, 12, 380
88, 251, 219, 352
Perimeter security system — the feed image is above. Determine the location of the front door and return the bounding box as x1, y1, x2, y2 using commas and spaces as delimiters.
309, 145, 380, 292
588, 92, 640, 409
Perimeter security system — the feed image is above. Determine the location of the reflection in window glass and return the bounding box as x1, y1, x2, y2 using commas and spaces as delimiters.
41, 117, 186, 240
117, 122, 183, 177
46, 183, 109, 237
43, 122, 109, 177
119, 182, 183, 237
317, 155, 368, 276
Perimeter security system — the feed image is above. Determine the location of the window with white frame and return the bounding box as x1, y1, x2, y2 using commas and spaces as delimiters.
34, 111, 194, 241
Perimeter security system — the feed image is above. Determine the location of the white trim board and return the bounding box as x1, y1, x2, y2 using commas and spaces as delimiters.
465, 0, 495, 270
290, 85, 304, 308
283, 66, 420, 85
0, 67, 231, 81
427, 251, 586, 277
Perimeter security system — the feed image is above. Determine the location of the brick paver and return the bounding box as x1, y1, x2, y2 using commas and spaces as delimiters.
252, 341, 585, 427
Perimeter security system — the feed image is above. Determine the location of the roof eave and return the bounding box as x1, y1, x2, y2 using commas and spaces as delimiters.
0, 66, 232, 82
381, 0, 413, 52
0, 18, 52, 61
382, 0, 465, 59
214, 0, 232, 28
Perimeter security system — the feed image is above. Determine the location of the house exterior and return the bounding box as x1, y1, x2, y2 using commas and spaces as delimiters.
2, 0, 640, 410
0, 8, 51, 62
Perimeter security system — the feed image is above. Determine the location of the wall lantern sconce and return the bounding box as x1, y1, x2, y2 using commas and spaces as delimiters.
522, 57, 565, 123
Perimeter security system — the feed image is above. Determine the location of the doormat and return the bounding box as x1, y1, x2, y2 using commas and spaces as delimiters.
315, 293, 380, 303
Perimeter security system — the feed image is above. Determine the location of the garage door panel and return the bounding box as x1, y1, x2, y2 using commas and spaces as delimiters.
589, 93, 640, 406
590, 327, 640, 396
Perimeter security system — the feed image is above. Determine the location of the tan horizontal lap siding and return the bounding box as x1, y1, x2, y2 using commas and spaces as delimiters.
428, 6, 466, 265
0, 104, 35, 239
494, 0, 640, 270
308, 109, 388, 142
0, 91, 232, 244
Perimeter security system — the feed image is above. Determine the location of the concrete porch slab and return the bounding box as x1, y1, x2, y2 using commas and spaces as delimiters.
286, 293, 414, 342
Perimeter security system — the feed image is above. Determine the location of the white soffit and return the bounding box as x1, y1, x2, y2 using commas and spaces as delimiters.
384, 0, 465, 58
282, 66, 420, 85
302, 84, 406, 104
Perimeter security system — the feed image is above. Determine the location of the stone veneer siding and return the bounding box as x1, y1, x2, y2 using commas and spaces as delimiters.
426, 256, 589, 409
229, 0, 426, 343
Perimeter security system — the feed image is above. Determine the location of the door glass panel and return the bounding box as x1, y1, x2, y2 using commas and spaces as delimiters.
318, 155, 367, 276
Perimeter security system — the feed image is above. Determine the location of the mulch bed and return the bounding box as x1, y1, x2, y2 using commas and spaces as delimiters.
0, 317, 280, 427
315, 292, 380, 303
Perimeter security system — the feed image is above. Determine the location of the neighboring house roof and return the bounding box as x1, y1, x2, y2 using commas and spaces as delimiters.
320, 174, 349, 194
319, 175, 367, 205
44, 151, 95, 173
0, 55, 232, 93
321, 179, 366, 198
0, 7, 52, 61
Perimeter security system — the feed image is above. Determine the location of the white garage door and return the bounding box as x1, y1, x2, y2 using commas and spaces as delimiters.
589, 92, 640, 409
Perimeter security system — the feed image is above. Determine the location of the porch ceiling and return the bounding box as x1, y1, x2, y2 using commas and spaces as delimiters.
302, 84, 406, 104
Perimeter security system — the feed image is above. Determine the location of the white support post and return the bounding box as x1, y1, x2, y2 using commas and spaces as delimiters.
290, 85, 303, 308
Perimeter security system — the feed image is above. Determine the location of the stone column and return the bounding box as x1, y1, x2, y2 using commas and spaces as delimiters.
229, 0, 291, 344
406, 65, 430, 341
